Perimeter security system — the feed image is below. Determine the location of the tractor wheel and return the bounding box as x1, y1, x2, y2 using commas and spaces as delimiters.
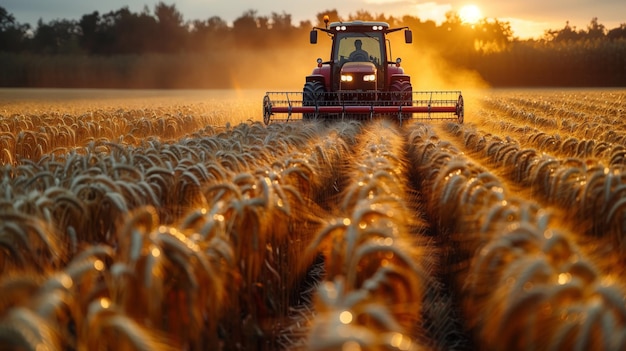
303, 81, 325, 120
390, 80, 412, 106
456, 94, 464, 124
389, 80, 413, 124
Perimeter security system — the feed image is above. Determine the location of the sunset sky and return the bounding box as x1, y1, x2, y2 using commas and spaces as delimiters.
4, 0, 625, 39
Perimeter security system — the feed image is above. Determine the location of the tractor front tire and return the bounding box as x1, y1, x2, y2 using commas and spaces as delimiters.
303, 81, 325, 120
389, 80, 412, 124
390, 80, 412, 106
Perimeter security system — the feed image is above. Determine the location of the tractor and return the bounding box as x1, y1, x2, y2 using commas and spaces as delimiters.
263, 16, 464, 125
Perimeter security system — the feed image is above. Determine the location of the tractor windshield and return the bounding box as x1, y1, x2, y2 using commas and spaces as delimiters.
334, 32, 384, 67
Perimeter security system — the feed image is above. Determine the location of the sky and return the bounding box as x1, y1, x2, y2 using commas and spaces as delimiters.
3, 0, 625, 39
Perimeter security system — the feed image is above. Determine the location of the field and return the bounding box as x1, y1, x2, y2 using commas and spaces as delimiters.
1, 87, 625, 350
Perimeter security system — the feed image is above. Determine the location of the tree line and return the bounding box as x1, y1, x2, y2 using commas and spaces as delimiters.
1, 3, 625, 87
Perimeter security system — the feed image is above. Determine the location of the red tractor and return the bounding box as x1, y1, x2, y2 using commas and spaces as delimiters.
263, 17, 464, 125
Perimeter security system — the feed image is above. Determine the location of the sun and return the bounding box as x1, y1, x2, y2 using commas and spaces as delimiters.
459, 4, 482, 24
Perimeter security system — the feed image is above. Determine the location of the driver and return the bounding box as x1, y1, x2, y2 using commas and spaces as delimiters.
349, 39, 369, 61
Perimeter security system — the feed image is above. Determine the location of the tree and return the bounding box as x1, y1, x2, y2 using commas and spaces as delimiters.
270, 12, 292, 31
97, 7, 158, 54
473, 19, 513, 52
154, 2, 186, 53
232, 10, 268, 47
545, 21, 583, 42
32, 19, 81, 54
607, 24, 626, 40
0, 6, 30, 52
585, 17, 606, 40
189, 16, 229, 52
78, 11, 101, 54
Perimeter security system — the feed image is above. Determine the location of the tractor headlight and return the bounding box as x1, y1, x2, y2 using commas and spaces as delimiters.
341, 74, 353, 82
363, 74, 376, 82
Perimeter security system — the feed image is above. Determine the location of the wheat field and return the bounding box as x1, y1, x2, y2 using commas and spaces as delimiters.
0, 88, 625, 350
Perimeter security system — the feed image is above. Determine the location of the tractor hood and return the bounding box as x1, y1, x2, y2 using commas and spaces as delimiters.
341, 62, 376, 74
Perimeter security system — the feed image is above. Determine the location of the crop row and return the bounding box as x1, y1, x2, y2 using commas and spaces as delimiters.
406, 122, 626, 350
2, 89, 626, 350
442, 119, 626, 270
0, 109, 220, 164
299, 121, 431, 350
0, 120, 362, 349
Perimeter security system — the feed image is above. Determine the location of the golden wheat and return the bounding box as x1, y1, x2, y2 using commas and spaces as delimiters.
2, 90, 626, 350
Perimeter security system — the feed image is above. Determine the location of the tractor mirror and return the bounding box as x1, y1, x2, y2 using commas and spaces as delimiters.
310, 30, 318, 44
405, 29, 413, 44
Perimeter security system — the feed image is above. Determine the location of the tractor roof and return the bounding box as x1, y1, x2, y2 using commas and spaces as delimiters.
328, 21, 390, 30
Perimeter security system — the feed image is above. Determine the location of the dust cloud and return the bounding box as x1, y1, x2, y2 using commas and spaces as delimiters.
18, 29, 488, 93
169, 35, 332, 91
394, 43, 489, 91
219, 33, 489, 92
224, 45, 328, 91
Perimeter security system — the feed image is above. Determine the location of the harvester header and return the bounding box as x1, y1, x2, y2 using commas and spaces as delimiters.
262, 18, 464, 125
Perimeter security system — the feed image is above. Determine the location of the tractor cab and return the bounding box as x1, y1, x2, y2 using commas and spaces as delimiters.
333, 29, 384, 92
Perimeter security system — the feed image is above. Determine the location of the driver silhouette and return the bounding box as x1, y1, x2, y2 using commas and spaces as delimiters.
349, 39, 369, 61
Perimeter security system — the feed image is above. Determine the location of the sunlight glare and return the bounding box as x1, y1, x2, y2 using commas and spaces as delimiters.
459, 5, 482, 24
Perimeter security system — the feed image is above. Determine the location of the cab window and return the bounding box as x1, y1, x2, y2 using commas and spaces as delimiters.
335, 33, 383, 66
